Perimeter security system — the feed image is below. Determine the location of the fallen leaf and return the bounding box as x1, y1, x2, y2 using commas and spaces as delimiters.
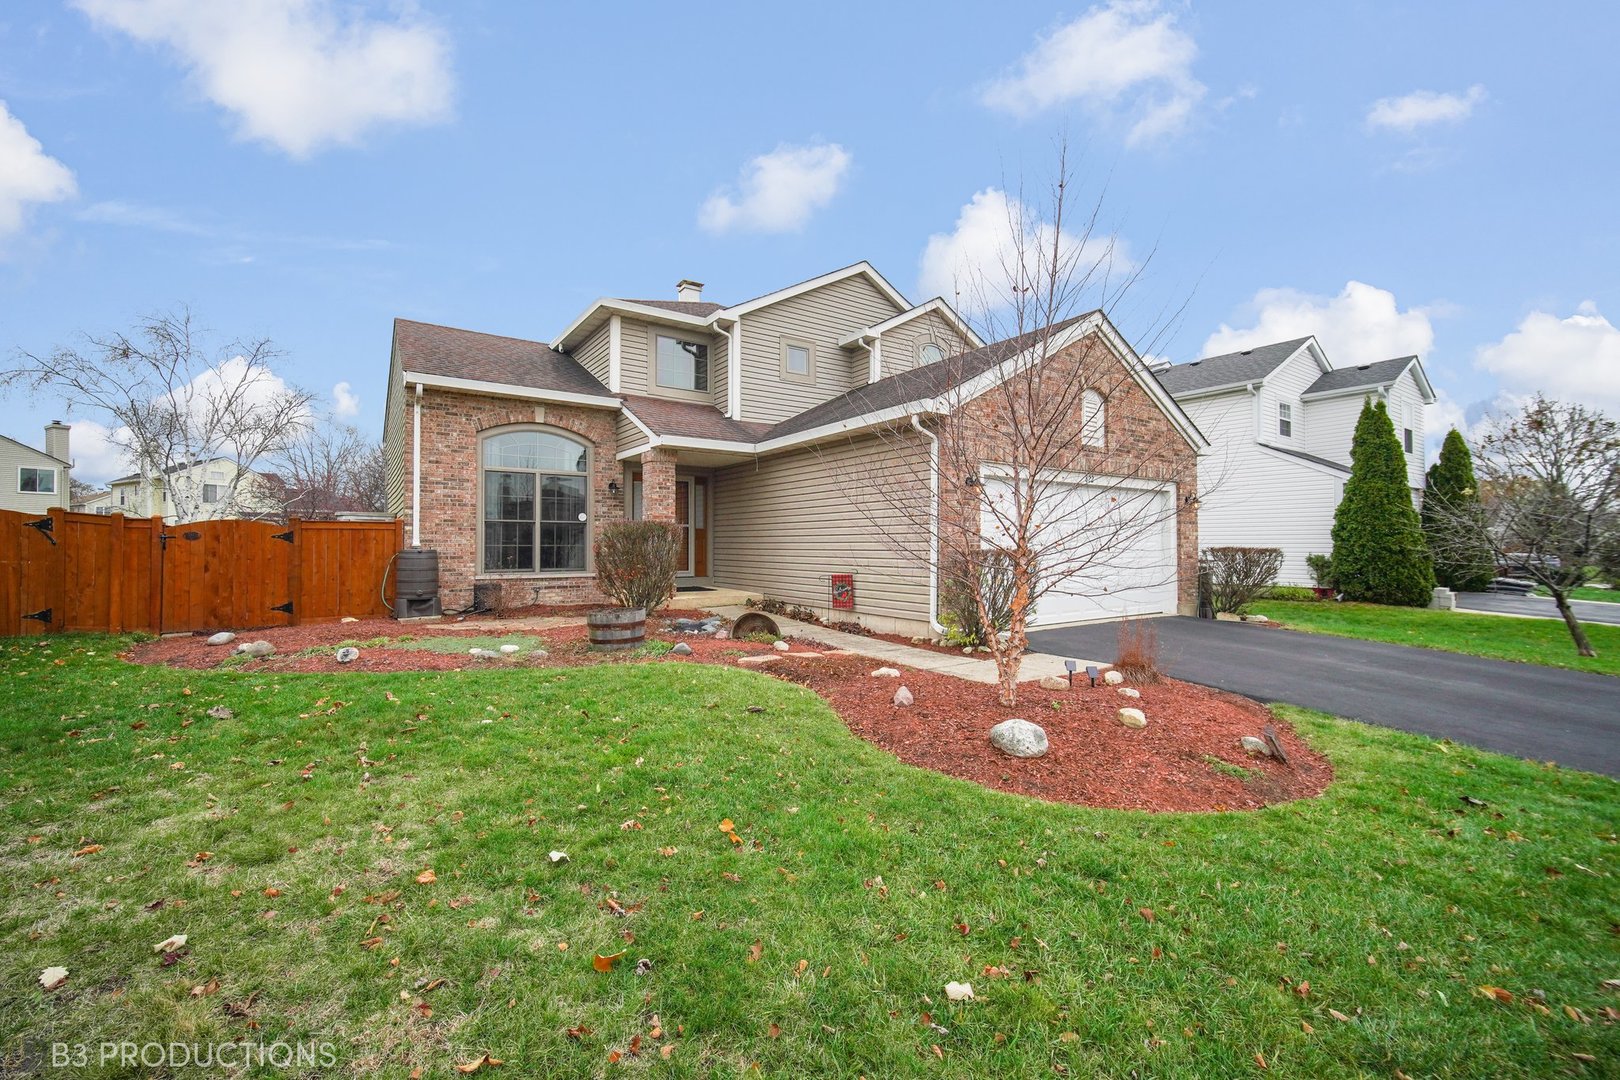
359, 937, 384, 950
1478, 986, 1513, 1005
415, 869, 437, 885
660, 1044, 675, 1060
1564, 1004, 1591, 1024
1139, 908, 1155, 923
1255, 1051, 1268, 1069
748, 940, 763, 963
719, 819, 735, 832
263, 888, 281, 898
657, 847, 678, 856
767, 1023, 781, 1039
74, 844, 103, 857
795, 959, 809, 978
548, 851, 569, 864
945, 981, 974, 1002
39, 967, 68, 991
1058, 1031, 1079, 1043
153, 934, 188, 954
454, 1053, 503, 1073
592, 951, 626, 973
1300, 1021, 1315, 1034
565, 1024, 592, 1039
1328, 1009, 1352, 1022
191, 977, 221, 997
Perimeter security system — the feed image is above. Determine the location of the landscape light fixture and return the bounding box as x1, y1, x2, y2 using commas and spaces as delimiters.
1064, 658, 1078, 687
608, 480, 621, 495
1085, 664, 1100, 688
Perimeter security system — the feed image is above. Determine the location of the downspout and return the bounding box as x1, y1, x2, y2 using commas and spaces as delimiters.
910, 413, 947, 636
717, 316, 743, 420
411, 382, 423, 547
869, 335, 882, 384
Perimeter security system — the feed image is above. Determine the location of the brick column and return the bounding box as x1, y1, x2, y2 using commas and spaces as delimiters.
641, 447, 679, 523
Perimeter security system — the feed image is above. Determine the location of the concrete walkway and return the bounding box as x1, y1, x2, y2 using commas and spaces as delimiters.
712, 606, 1104, 685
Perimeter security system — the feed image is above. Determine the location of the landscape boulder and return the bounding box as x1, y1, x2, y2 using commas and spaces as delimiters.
499, 644, 521, 655
1103, 669, 1125, 686
205, 631, 235, 647
468, 648, 502, 660
893, 685, 914, 707
1117, 687, 1141, 699
772, 639, 792, 652
670, 642, 694, 656
529, 649, 550, 660
870, 667, 901, 678
334, 647, 360, 664
236, 640, 274, 659
1239, 736, 1272, 756
989, 718, 1049, 758
1117, 707, 1147, 729
1038, 675, 1069, 691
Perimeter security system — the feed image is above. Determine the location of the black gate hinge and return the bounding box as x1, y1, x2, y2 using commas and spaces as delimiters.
271, 530, 293, 543
22, 608, 52, 624
25, 517, 56, 545
271, 601, 293, 615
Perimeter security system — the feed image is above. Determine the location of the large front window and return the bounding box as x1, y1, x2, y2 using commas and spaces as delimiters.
656, 335, 709, 392
482, 430, 589, 573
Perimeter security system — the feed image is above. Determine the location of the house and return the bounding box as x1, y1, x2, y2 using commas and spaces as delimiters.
72, 489, 115, 514
106, 457, 282, 524
1155, 336, 1435, 585
0, 422, 72, 514
382, 262, 1208, 634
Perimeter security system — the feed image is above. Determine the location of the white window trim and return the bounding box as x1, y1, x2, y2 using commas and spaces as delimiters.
19, 466, 56, 495
1277, 401, 1293, 439
779, 336, 816, 385
649, 330, 713, 402
476, 424, 594, 577
1080, 389, 1106, 448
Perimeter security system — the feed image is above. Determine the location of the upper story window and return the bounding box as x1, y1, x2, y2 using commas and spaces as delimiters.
1080, 390, 1106, 448
19, 467, 55, 494
1277, 401, 1293, 438
655, 335, 709, 393
779, 338, 815, 385
481, 429, 589, 574
1403, 403, 1415, 454
1403, 426, 1414, 453
917, 341, 945, 366
203, 483, 221, 503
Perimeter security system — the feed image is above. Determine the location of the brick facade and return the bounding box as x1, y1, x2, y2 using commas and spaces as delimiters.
933, 333, 1201, 615
407, 388, 626, 611
639, 446, 679, 524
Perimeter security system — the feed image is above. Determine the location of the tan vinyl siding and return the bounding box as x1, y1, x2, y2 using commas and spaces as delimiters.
575, 323, 613, 386
0, 438, 68, 513
616, 414, 650, 456
738, 275, 905, 424
877, 310, 974, 381
709, 328, 730, 415
712, 432, 930, 625
620, 317, 651, 391
383, 339, 408, 519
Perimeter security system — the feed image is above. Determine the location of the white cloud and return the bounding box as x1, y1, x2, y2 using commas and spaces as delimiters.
917, 187, 1130, 313
331, 380, 359, 418
698, 142, 851, 234
1202, 281, 1435, 368
63, 418, 135, 487
1476, 302, 1620, 417
0, 100, 77, 241
1365, 84, 1487, 134
73, 0, 453, 158
981, 1, 1206, 145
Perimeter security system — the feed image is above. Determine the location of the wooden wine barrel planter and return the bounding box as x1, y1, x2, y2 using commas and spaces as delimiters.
587, 607, 646, 651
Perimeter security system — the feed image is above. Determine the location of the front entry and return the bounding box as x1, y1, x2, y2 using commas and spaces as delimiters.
630, 473, 709, 578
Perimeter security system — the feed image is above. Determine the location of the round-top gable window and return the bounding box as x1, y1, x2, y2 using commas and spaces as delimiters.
917, 342, 945, 366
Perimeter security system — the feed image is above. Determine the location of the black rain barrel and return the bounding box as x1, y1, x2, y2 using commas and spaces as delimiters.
395, 548, 442, 618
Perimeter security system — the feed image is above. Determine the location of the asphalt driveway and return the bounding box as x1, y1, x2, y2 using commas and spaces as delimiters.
1457, 591, 1620, 626
1028, 616, 1620, 777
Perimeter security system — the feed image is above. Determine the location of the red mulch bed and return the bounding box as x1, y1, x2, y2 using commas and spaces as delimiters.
846, 627, 989, 657
123, 622, 1330, 812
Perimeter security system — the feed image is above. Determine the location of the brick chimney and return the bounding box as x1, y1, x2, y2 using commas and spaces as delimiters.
676, 279, 704, 303
44, 420, 69, 464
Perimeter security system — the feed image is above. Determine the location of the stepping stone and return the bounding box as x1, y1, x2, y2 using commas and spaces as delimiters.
736, 655, 779, 665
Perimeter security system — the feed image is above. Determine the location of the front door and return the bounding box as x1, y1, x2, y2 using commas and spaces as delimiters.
630, 474, 708, 578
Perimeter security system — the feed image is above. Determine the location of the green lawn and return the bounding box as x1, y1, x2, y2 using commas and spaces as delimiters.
1535, 585, 1620, 605
1248, 600, 1620, 677
3, 637, 1618, 1078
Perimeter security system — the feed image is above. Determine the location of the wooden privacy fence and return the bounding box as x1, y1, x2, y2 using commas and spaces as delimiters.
0, 507, 402, 637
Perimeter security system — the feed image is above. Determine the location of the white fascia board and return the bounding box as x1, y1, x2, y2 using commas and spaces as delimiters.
1404, 357, 1437, 403
752, 401, 934, 454
1300, 382, 1394, 402
1167, 380, 1262, 403
1299, 336, 1332, 375
618, 404, 658, 444
716, 261, 911, 321
862, 297, 986, 348
552, 299, 714, 351
979, 461, 1174, 495
616, 441, 655, 461
403, 370, 622, 410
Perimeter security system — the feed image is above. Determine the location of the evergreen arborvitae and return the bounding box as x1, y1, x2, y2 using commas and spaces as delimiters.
1330, 399, 1436, 606
1422, 428, 1495, 592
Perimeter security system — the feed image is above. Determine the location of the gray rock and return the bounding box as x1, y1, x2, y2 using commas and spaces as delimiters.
1116, 687, 1141, 699
870, 666, 901, 678
206, 705, 234, 720
468, 648, 502, 660
1117, 707, 1147, 729
529, 649, 550, 660
1103, 669, 1125, 686
205, 631, 235, 647
335, 646, 360, 664
893, 685, 914, 707
1242, 613, 1270, 623
670, 642, 694, 656
713, 629, 730, 641
236, 640, 274, 659
498, 644, 520, 655
772, 639, 791, 652
1039, 675, 1069, 691
989, 718, 1049, 758
1239, 736, 1272, 756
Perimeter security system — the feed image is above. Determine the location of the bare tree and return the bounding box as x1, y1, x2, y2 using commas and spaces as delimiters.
272, 421, 388, 520
839, 143, 1200, 705
1427, 396, 1619, 657
3, 308, 314, 523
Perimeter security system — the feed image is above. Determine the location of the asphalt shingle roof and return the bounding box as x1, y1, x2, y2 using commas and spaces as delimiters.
765, 315, 1097, 440
394, 318, 612, 398
1304, 356, 1416, 395
617, 299, 725, 317
620, 395, 772, 443
1259, 443, 1350, 474
1154, 337, 1313, 396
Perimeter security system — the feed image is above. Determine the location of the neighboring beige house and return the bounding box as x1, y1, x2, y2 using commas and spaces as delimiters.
0, 422, 72, 514
383, 262, 1209, 633
72, 489, 115, 514
107, 457, 282, 524
1156, 337, 1436, 585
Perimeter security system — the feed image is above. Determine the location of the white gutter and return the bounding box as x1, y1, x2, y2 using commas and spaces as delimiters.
401, 370, 621, 409
721, 316, 743, 421
608, 314, 622, 393
411, 382, 423, 547
910, 413, 947, 636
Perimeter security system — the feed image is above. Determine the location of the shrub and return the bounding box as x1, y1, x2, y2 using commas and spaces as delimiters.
941, 551, 1020, 645
1331, 399, 1435, 606
593, 521, 680, 613
1259, 585, 1318, 602
1305, 553, 1336, 590
1114, 619, 1162, 683
1422, 428, 1496, 592
1202, 546, 1284, 613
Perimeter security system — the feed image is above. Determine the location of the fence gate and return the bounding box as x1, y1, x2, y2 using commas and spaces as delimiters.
0, 508, 400, 637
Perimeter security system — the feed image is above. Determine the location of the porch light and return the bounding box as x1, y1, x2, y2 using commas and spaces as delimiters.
964, 473, 982, 488
608, 480, 621, 495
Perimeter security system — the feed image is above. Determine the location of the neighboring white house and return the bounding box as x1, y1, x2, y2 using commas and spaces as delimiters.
107, 457, 282, 524
1155, 336, 1435, 586
0, 422, 72, 514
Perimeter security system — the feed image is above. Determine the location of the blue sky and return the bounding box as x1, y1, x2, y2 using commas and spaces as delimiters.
2, 0, 1617, 485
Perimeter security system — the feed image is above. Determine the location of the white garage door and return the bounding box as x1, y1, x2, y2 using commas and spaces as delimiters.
980, 478, 1178, 627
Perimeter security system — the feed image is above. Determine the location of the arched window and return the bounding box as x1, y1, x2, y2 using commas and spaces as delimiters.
917, 341, 945, 366
1080, 389, 1105, 448
481, 428, 589, 573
